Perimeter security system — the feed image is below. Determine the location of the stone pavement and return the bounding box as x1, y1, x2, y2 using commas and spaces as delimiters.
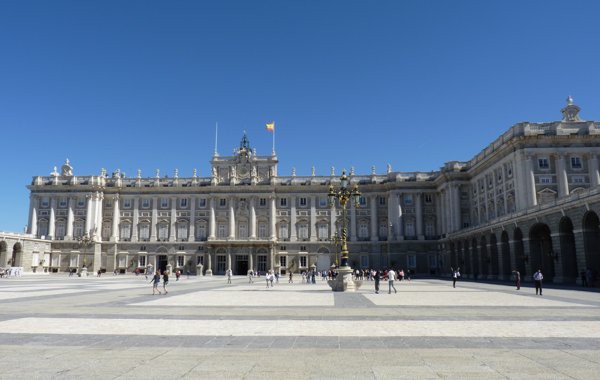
0, 275, 599, 379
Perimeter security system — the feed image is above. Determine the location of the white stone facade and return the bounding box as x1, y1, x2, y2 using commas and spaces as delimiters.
12, 98, 600, 282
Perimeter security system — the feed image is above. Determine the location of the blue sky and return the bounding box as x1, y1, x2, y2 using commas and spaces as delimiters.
1, 0, 599, 232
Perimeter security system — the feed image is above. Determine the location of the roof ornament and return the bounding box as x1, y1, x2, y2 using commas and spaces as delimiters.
174, 169, 179, 178
155, 169, 160, 178
371, 165, 376, 175
50, 166, 59, 177
137, 169, 142, 179
350, 166, 355, 176
192, 168, 197, 178
291, 167, 296, 177
561, 95, 582, 122
61, 158, 73, 177
330, 166, 335, 176
311, 166, 316, 177
387, 163, 392, 174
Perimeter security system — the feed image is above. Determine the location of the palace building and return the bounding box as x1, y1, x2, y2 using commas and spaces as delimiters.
3, 97, 600, 285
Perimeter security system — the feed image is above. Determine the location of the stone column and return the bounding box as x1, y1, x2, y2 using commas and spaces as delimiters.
496, 239, 506, 280
270, 246, 275, 271
132, 197, 139, 242
206, 251, 213, 276
526, 155, 538, 207
370, 195, 378, 241
290, 195, 297, 241
556, 154, 569, 198
85, 193, 93, 236
415, 193, 424, 240
111, 195, 120, 242
350, 201, 357, 242
397, 193, 404, 239
249, 197, 257, 240
66, 197, 74, 240
170, 197, 177, 241
28, 195, 39, 236
329, 201, 336, 240
435, 193, 442, 237
94, 192, 103, 240
48, 197, 56, 240
310, 196, 317, 241
270, 196, 277, 241
550, 232, 566, 284
452, 185, 461, 232
440, 190, 447, 234
208, 197, 216, 240
588, 154, 600, 188
387, 192, 394, 241
228, 198, 236, 239
189, 197, 196, 241
249, 253, 254, 273
150, 196, 158, 241
227, 251, 232, 271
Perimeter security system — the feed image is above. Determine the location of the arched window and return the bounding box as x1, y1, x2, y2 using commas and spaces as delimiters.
358, 221, 368, 239
139, 223, 150, 241
38, 219, 49, 238
158, 222, 169, 241
238, 222, 248, 239
177, 221, 188, 241
278, 223, 288, 240
196, 222, 207, 240
120, 223, 131, 240
217, 223, 227, 238
102, 221, 111, 240
317, 223, 328, 240
73, 220, 84, 238
298, 223, 309, 240
258, 223, 268, 239
55, 220, 66, 240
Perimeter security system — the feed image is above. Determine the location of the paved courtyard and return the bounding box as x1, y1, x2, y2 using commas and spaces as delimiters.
0, 275, 599, 379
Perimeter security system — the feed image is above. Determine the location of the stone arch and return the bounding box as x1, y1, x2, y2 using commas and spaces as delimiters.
513, 228, 526, 277
11, 242, 23, 267
582, 211, 600, 285
500, 230, 511, 278
558, 216, 578, 284
529, 223, 555, 282
471, 237, 479, 279
489, 233, 499, 277
480, 236, 489, 277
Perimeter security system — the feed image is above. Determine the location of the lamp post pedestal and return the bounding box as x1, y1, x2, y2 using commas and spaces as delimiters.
327, 265, 362, 292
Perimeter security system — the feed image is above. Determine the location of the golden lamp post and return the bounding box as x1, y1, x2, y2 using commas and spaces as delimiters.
328, 170, 361, 271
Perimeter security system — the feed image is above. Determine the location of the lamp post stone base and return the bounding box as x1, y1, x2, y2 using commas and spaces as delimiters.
327, 267, 362, 292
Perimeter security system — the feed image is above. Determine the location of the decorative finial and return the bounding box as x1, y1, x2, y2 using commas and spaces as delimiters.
61, 159, 73, 176
371, 165, 376, 175
155, 169, 160, 178
331, 166, 335, 176
561, 96, 582, 122
174, 169, 179, 178
291, 167, 296, 177
193, 168, 197, 178
100, 168, 107, 177
387, 163, 392, 174
350, 166, 355, 176
137, 169, 141, 178
51, 166, 59, 176
311, 166, 316, 177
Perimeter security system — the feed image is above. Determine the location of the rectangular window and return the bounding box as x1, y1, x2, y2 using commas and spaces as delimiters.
572, 176, 585, 184
300, 246, 306, 252
540, 176, 552, 184
359, 223, 369, 238
300, 256, 307, 267
278, 224, 288, 240
280, 198, 287, 207
257, 255, 267, 272
425, 223, 434, 237
298, 224, 309, 239
279, 255, 287, 268
405, 222, 415, 237
217, 255, 227, 274
571, 156, 582, 169
139, 224, 150, 240
41, 198, 49, 208
77, 199, 85, 208
180, 198, 188, 208
359, 196, 367, 206
299, 197, 307, 206
161, 198, 169, 208
319, 198, 328, 207
142, 199, 150, 208
360, 255, 369, 268
280, 246, 287, 251
219, 198, 227, 207
407, 255, 417, 269
139, 255, 146, 267
258, 223, 268, 238
259, 198, 267, 207
538, 157, 549, 169
123, 199, 132, 209
59, 198, 67, 208
404, 195, 413, 205
217, 224, 227, 238
428, 255, 437, 268
177, 255, 184, 267
424, 194, 432, 203
378, 197, 386, 206
198, 198, 206, 207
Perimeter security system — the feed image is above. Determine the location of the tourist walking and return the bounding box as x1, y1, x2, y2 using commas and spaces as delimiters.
162, 271, 169, 294
248, 269, 254, 284
374, 270, 380, 294
288, 272, 293, 283
175, 269, 181, 281
226, 268, 232, 284
387, 268, 397, 294
452, 267, 460, 288
533, 269, 543, 295
512, 269, 521, 290
150, 271, 162, 295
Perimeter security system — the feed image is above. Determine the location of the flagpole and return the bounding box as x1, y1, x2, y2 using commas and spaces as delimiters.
214, 122, 218, 157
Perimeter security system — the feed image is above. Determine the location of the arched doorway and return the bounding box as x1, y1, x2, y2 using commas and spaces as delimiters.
529, 223, 555, 282
582, 211, 600, 286
489, 234, 499, 277
11, 243, 22, 267
316, 247, 330, 271
500, 231, 511, 278
0, 241, 7, 266
559, 217, 578, 284
480, 236, 489, 277
514, 228, 526, 277
471, 238, 479, 279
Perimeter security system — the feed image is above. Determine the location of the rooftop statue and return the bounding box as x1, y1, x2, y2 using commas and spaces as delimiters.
61, 159, 73, 177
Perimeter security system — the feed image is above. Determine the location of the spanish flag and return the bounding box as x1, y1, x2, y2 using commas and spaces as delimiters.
265, 122, 275, 132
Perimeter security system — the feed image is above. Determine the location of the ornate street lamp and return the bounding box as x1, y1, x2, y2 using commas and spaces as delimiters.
327, 170, 361, 271
77, 234, 95, 275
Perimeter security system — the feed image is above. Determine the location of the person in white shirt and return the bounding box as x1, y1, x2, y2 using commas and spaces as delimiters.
533, 269, 544, 295
226, 269, 232, 284
387, 269, 397, 294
